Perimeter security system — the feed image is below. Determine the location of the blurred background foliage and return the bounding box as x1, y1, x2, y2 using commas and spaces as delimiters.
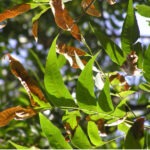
0, 0, 150, 148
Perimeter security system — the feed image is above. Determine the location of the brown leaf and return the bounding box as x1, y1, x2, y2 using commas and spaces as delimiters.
0, 3, 30, 22
0, 106, 36, 127
32, 20, 38, 42
107, 0, 116, 5
7, 54, 47, 106
121, 51, 139, 75
49, 0, 81, 41
109, 73, 130, 91
57, 43, 86, 56
57, 43, 87, 68
81, 0, 101, 17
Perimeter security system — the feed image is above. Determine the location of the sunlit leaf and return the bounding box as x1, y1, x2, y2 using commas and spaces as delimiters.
136, 4, 150, 18
0, 4, 30, 23
9, 141, 28, 149
81, 0, 101, 17
7, 54, 48, 107
107, 0, 116, 5
87, 121, 104, 146
91, 24, 125, 65
139, 83, 150, 92
143, 45, 150, 82
98, 78, 114, 113
95, 73, 104, 90
71, 125, 92, 148
0, 106, 37, 127
39, 113, 72, 149
121, 0, 140, 55
124, 117, 145, 149
76, 54, 98, 113
49, 0, 81, 40
44, 36, 76, 107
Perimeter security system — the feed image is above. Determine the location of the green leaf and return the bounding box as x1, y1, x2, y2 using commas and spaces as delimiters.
76, 54, 98, 114
33, 0, 72, 3
87, 121, 105, 146
71, 125, 92, 148
98, 78, 114, 113
118, 122, 130, 134
121, 0, 140, 55
44, 36, 76, 107
32, 6, 50, 23
9, 141, 28, 149
136, 4, 150, 18
62, 110, 81, 129
143, 45, 150, 82
139, 83, 150, 92
57, 54, 67, 68
39, 113, 72, 149
91, 24, 125, 65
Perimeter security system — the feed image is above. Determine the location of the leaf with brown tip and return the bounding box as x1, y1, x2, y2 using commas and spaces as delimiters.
32, 20, 38, 42
81, 0, 101, 17
7, 54, 47, 107
0, 3, 30, 23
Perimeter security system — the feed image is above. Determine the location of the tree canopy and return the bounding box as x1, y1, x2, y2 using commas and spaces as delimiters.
0, 0, 150, 149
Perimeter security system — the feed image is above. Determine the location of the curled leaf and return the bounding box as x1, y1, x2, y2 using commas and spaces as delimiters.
57, 43, 87, 68
7, 54, 47, 107
49, 0, 81, 40
121, 51, 140, 75
81, 0, 101, 17
0, 106, 36, 127
0, 3, 30, 22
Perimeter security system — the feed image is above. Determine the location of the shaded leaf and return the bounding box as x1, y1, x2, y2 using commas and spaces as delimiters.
0, 3, 30, 22
49, 0, 81, 40
7, 54, 48, 107
98, 78, 114, 113
0, 20, 7, 29
91, 24, 125, 65
87, 121, 104, 146
76, 54, 98, 113
0, 106, 37, 127
121, 0, 140, 55
71, 125, 92, 148
44, 36, 76, 107
136, 4, 150, 18
81, 0, 101, 17
124, 117, 145, 149
143, 45, 150, 82
39, 113, 72, 149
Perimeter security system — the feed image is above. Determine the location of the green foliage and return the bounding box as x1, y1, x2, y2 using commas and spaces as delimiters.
1, 0, 150, 149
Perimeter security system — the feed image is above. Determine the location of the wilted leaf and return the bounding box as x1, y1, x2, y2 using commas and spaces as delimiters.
121, 0, 140, 55
49, 0, 81, 40
107, 0, 116, 5
57, 43, 87, 68
0, 3, 30, 23
44, 36, 76, 107
39, 113, 72, 149
0, 106, 37, 127
124, 117, 145, 149
81, 0, 101, 17
109, 73, 130, 92
7, 54, 48, 107
32, 20, 38, 42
